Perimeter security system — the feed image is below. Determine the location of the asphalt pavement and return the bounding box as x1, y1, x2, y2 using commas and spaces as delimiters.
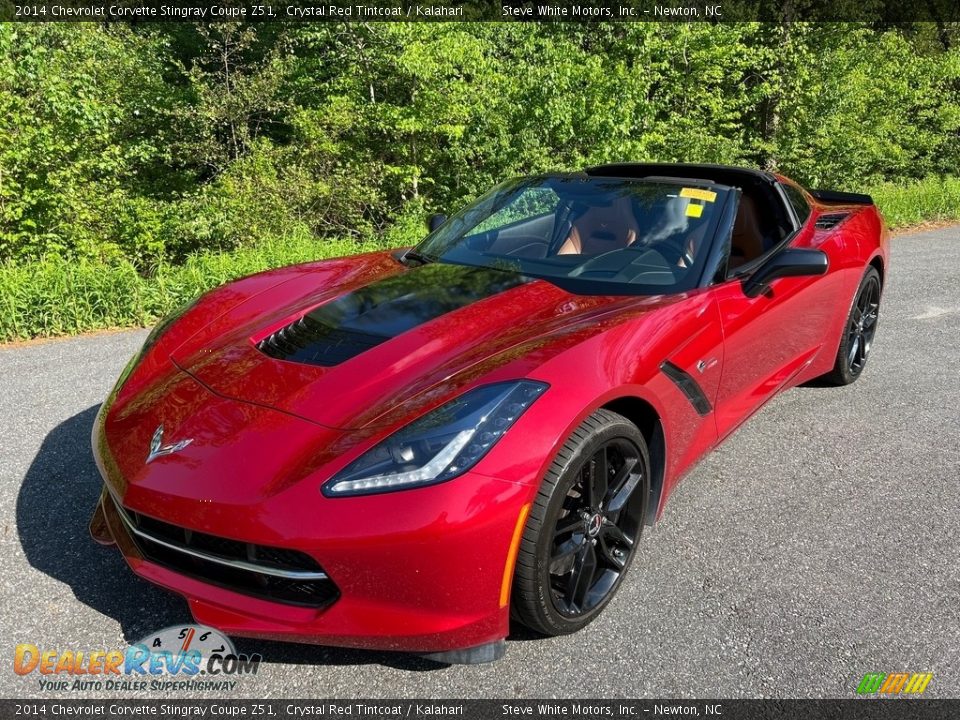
1, 226, 958, 699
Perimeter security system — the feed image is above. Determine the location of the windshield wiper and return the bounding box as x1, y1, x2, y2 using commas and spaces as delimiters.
400, 249, 435, 267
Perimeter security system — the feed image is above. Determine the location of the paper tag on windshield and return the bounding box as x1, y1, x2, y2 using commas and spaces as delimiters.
680, 188, 717, 203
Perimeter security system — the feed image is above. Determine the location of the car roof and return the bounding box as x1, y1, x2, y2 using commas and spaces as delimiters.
523, 171, 733, 191
584, 162, 779, 188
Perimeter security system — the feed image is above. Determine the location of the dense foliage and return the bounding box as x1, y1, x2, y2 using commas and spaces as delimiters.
0, 233, 384, 341
1, 22, 959, 273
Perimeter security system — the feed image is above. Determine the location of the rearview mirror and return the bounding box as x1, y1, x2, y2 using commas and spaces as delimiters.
742, 248, 828, 297
428, 213, 447, 232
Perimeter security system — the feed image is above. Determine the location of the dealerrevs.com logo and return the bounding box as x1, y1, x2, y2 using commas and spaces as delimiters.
14, 625, 261, 692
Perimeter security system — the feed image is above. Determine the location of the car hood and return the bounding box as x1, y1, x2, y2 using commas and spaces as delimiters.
97, 367, 346, 508
168, 253, 673, 430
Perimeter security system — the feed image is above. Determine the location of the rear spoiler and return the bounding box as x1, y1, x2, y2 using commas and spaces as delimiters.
809, 189, 873, 205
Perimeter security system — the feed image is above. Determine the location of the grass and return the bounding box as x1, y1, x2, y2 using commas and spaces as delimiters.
1, 176, 958, 344
0, 234, 389, 344
866, 175, 960, 229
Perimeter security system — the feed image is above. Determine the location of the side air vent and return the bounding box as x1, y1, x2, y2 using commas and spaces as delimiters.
815, 212, 849, 230
660, 361, 712, 416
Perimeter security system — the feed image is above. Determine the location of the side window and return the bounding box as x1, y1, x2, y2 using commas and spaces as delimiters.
781, 183, 811, 224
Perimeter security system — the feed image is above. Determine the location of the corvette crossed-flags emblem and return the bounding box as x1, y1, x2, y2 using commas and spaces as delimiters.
146, 424, 193, 464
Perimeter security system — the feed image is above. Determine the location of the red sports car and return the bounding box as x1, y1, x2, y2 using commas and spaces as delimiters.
90, 163, 888, 663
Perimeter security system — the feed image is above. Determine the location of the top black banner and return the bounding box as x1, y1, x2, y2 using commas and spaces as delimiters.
4, 0, 960, 23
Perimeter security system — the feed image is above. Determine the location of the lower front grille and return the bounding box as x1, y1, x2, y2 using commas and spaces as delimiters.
108, 493, 339, 608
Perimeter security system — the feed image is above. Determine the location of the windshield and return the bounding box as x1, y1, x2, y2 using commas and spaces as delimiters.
415, 175, 731, 295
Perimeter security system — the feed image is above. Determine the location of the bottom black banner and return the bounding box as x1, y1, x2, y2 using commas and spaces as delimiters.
1, 700, 957, 720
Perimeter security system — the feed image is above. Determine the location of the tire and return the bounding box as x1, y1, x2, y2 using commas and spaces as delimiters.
511, 409, 650, 636
822, 266, 882, 386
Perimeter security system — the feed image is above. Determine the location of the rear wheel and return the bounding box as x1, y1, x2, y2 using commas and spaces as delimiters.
823, 267, 881, 385
511, 409, 649, 636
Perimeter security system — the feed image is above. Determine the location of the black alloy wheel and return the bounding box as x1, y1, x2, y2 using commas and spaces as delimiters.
511, 409, 650, 636
824, 266, 882, 385
847, 273, 880, 375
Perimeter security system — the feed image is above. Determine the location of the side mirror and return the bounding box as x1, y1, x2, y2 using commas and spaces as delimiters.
742, 248, 828, 297
428, 213, 447, 232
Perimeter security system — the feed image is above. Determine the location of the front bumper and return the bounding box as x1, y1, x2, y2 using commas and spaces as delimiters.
90, 460, 531, 654
93, 488, 340, 608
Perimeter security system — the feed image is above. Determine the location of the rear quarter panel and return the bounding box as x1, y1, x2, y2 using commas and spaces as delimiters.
794, 201, 889, 383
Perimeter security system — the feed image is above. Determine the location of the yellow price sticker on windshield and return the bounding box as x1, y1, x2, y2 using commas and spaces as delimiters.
685, 202, 704, 218
680, 188, 717, 203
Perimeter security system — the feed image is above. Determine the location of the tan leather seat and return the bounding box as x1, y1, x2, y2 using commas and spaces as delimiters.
729, 196, 765, 268
558, 196, 639, 255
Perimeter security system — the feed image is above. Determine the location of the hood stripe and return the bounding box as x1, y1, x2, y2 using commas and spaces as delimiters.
257, 263, 527, 367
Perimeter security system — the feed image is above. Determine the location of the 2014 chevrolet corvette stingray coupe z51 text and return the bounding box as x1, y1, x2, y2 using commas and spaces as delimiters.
90, 163, 888, 663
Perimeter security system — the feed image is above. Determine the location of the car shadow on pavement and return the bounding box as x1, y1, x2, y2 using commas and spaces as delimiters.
16, 406, 444, 672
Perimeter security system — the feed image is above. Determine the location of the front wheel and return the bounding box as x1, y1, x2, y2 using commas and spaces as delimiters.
822, 266, 882, 385
511, 409, 650, 636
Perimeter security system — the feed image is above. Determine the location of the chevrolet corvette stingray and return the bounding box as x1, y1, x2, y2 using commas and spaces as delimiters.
90, 163, 888, 663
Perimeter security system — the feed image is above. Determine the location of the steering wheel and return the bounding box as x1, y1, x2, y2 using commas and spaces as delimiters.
651, 238, 695, 269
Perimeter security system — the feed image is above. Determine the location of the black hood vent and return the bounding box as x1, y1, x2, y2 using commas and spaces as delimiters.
257, 314, 385, 366
815, 212, 850, 230
256, 263, 526, 367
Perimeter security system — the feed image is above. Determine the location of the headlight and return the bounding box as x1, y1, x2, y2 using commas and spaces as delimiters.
322, 381, 548, 497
